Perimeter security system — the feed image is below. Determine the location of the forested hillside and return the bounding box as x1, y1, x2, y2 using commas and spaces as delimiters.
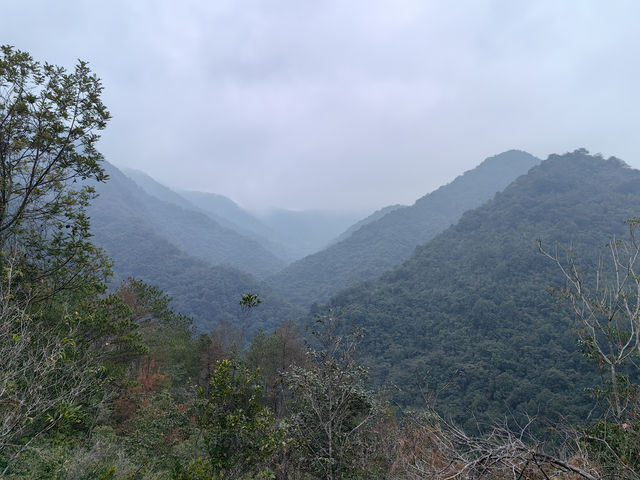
120, 167, 368, 263
122, 167, 199, 210
6, 40, 640, 479
256, 208, 367, 259
179, 189, 303, 262
329, 203, 407, 245
90, 162, 285, 277
325, 150, 639, 427
269, 150, 541, 306
88, 164, 301, 332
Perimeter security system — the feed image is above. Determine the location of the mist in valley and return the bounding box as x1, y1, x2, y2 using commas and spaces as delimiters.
3, 2, 640, 478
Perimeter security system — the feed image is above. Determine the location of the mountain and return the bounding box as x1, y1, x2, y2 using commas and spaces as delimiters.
88, 164, 301, 332
179, 190, 300, 263
121, 167, 300, 263
93, 163, 284, 278
255, 209, 367, 259
178, 190, 269, 236
329, 204, 407, 245
119, 167, 368, 262
181, 192, 366, 261
323, 150, 639, 427
269, 150, 541, 306
120, 167, 196, 211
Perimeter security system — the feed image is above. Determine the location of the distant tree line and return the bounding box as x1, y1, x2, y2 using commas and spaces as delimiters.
1, 45, 639, 479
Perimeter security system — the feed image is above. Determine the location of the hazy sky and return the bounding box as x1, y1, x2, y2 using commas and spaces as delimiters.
3, 1, 640, 211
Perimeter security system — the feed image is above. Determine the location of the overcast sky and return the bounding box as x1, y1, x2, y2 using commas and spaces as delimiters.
3, 1, 640, 211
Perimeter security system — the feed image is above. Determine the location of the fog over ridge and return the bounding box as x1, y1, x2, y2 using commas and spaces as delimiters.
4, 0, 640, 210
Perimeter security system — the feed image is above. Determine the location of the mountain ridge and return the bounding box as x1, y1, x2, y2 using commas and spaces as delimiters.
323, 150, 638, 426
268, 150, 541, 306
87, 162, 303, 332
95, 163, 285, 277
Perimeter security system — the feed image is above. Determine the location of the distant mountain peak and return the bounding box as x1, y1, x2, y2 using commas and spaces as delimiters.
269, 149, 541, 306
322, 150, 640, 424
90, 162, 286, 278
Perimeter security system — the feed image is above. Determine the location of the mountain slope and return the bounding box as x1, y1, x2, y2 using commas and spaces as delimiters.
179, 190, 272, 238
120, 167, 197, 211
256, 208, 366, 259
181, 191, 365, 261
269, 150, 541, 306
179, 190, 300, 262
329, 204, 407, 245
93, 163, 284, 278
121, 168, 298, 263
325, 150, 639, 426
88, 165, 301, 332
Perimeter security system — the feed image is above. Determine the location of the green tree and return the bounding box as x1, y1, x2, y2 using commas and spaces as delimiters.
0, 46, 144, 475
284, 314, 388, 479
189, 359, 281, 479
246, 320, 307, 417
0, 44, 111, 296
118, 278, 197, 390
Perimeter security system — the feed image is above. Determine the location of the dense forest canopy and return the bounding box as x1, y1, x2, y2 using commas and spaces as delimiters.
269, 150, 540, 307
2, 45, 640, 479
325, 151, 640, 425
88, 162, 302, 334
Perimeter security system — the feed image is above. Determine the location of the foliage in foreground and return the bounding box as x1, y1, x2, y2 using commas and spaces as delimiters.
2, 45, 640, 479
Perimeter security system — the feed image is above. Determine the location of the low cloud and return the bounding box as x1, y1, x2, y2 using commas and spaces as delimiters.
5, 0, 640, 210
